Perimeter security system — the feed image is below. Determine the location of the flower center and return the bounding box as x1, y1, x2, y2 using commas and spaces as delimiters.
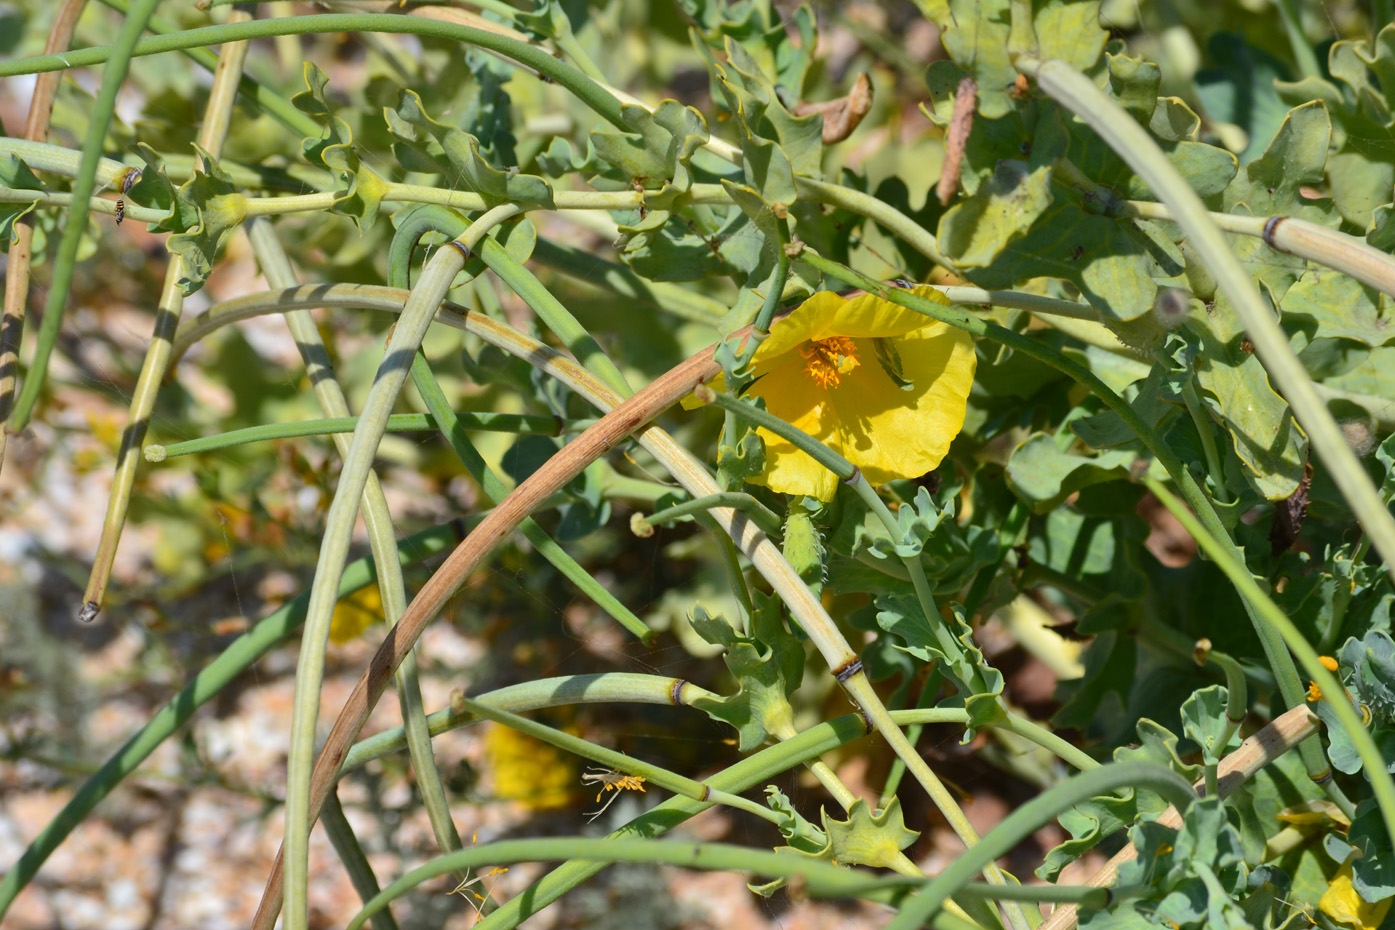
800, 336, 860, 389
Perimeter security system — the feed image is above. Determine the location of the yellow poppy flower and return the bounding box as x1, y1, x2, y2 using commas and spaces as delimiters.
743, 285, 976, 501
1321, 859, 1393, 929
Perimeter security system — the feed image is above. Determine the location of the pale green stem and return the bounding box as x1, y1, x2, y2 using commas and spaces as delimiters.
322, 792, 399, 930
281, 204, 522, 930
1179, 378, 1231, 504
1121, 201, 1395, 300
81, 10, 250, 618
245, 219, 466, 887
145, 411, 583, 460
796, 176, 955, 270
455, 696, 781, 825
8, 0, 162, 432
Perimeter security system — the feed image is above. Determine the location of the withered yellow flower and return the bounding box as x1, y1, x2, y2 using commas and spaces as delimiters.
743, 285, 976, 501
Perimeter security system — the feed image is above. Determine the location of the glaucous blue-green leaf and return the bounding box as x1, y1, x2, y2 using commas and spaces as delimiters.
1035, 0, 1109, 78
0, 155, 41, 247
875, 597, 1004, 707
1006, 432, 1134, 512
1346, 799, 1395, 903
708, 37, 822, 203
963, 197, 1185, 319
681, 0, 816, 99
688, 596, 802, 751
763, 786, 827, 855
389, 90, 555, 208
813, 798, 919, 869
1028, 508, 1117, 577
1220, 102, 1338, 301
1071, 346, 1184, 448
535, 135, 630, 190
1281, 271, 1394, 349
1323, 344, 1395, 401
1180, 685, 1238, 765
937, 161, 1055, 268
125, 142, 177, 219
830, 484, 999, 596
925, 0, 1016, 119
1188, 294, 1308, 500
590, 100, 710, 192
292, 63, 384, 231
620, 211, 743, 282
162, 145, 244, 295
1041, 717, 1201, 880
715, 179, 819, 331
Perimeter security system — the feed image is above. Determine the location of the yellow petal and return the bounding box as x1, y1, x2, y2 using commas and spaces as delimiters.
1321, 861, 1393, 930
752, 285, 949, 373
746, 355, 842, 500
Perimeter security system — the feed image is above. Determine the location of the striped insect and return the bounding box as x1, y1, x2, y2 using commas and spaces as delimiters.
114, 167, 141, 226
580, 766, 646, 822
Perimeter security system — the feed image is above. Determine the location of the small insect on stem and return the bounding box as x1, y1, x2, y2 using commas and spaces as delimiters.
114, 166, 141, 226
580, 766, 646, 822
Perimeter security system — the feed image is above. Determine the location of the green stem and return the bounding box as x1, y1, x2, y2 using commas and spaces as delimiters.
389, 204, 631, 398
322, 792, 400, 930
389, 210, 654, 644
351, 838, 916, 930
81, 11, 253, 618
530, 238, 728, 324
145, 412, 583, 460
0, 15, 631, 132
408, 350, 653, 643
282, 205, 521, 930
884, 761, 1196, 930
638, 492, 783, 538
697, 512, 756, 621
246, 218, 468, 893
1142, 477, 1395, 844
343, 674, 720, 772
1179, 378, 1230, 504
454, 696, 781, 825
8, 0, 162, 430
1000, 711, 1100, 773
795, 176, 954, 270
737, 212, 793, 366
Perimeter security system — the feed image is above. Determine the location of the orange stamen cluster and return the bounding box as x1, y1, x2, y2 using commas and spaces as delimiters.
801, 335, 860, 389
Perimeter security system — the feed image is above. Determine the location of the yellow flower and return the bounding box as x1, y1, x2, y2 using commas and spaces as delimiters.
743, 286, 976, 501
1308, 681, 1323, 702
1321, 655, 1340, 672
330, 585, 383, 644
1321, 860, 1393, 929
482, 722, 578, 810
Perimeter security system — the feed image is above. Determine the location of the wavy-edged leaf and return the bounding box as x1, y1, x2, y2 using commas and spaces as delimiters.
1189, 293, 1309, 499
292, 63, 384, 231
0, 155, 42, 247
688, 596, 802, 751
389, 90, 554, 208
1006, 433, 1134, 512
